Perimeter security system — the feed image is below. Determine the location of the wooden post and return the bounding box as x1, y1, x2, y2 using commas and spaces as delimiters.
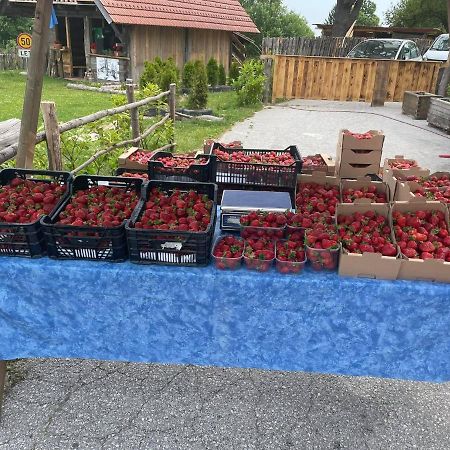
169, 83, 176, 122
262, 56, 274, 104
0, 361, 6, 418
16, 0, 54, 169
41, 101, 62, 170
126, 79, 140, 140
83, 17, 91, 76
371, 61, 390, 107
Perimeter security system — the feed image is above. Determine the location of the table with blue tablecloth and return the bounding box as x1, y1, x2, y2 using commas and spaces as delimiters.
0, 253, 449, 384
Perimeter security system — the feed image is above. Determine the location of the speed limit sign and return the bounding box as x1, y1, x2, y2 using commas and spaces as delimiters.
17, 33, 32, 50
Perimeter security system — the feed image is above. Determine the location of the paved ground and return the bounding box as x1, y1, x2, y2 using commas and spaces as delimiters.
1, 101, 450, 450
222, 100, 450, 173
0, 360, 449, 450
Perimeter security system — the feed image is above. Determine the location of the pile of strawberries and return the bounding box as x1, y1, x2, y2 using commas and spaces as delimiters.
302, 155, 326, 168
134, 187, 213, 232
341, 185, 387, 203
120, 172, 148, 179
212, 235, 244, 270
129, 151, 156, 164
414, 188, 450, 204
296, 182, 340, 217
240, 210, 287, 240
155, 156, 208, 168
214, 149, 295, 166
276, 240, 306, 274
0, 177, 67, 224
405, 174, 450, 188
337, 211, 397, 256
392, 210, 450, 261
388, 160, 418, 170
244, 239, 275, 272
57, 186, 138, 227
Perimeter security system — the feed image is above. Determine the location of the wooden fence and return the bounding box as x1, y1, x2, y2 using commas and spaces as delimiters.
270, 55, 442, 103
0, 50, 27, 71
262, 37, 433, 58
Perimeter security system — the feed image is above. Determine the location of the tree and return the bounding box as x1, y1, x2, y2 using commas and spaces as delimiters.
206, 57, 219, 86
385, 0, 448, 31
329, 0, 364, 36
326, 0, 380, 27
187, 61, 208, 110
240, 0, 313, 52
0, 17, 33, 48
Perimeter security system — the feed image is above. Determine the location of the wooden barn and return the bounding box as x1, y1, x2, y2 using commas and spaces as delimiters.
3, 0, 259, 81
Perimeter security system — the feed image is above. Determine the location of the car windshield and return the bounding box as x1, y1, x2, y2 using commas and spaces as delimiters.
348, 40, 403, 59
430, 35, 449, 51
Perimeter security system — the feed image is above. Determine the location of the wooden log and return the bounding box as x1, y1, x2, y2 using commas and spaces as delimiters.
126, 79, 140, 139
371, 61, 390, 107
66, 83, 126, 95
41, 101, 62, 170
0, 361, 6, 418
16, 0, 54, 169
169, 83, 176, 122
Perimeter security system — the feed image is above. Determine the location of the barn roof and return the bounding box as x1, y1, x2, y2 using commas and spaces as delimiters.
95, 0, 259, 33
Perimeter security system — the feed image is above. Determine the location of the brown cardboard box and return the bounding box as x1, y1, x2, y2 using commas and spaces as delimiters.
118, 147, 156, 170
391, 200, 450, 283
337, 160, 382, 179
340, 177, 390, 204
383, 168, 431, 202
382, 155, 420, 176
336, 201, 401, 280
302, 154, 335, 175
298, 171, 340, 189
338, 129, 385, 151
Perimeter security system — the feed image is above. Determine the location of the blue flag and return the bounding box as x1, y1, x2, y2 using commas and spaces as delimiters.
49, 7, 58, 29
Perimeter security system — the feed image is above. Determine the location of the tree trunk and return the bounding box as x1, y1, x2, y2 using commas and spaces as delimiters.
331, 0, 364, 37
437, 0, 450, 96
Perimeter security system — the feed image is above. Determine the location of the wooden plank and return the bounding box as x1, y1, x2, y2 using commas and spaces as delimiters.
371, 61, 390, 107
41, 102, 62, 171
299, 59, 309, 98
16, 0, 53, 169
284, 58, 293, 99
386, 61, 400, 102
339, 60, 351, 101
294, 58, 304, 98
393, 62, 407, 102
351, 62, 365, 101
291, 59, 300, 98
359, 62, 369, 102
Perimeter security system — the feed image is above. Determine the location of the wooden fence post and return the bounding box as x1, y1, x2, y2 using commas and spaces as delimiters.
41, 101, 63, 170
262, 56, 274, 104
16, 0, 54, 169
126, 79, 140, 140
169, 83, 176, 122
0, 361, 6, 419
371, 61, 390, 107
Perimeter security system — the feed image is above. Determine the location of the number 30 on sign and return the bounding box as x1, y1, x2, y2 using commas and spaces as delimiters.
17, 33, 32, 50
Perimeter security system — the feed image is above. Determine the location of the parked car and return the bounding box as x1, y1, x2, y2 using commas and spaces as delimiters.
347, 39, 423, 61
423, 34, 449, 62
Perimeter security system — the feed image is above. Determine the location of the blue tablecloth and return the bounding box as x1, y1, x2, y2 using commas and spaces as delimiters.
0, 253, 449, 382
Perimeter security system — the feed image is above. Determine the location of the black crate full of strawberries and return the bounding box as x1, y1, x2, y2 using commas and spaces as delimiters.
209, 143, 302, 193
126, 180, 217, 266
41, 175, 143, 262
0, 168, 72, 258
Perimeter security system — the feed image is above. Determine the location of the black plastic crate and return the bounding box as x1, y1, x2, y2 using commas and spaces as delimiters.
0, 168, 71, 258
126, 180, 217, 266
115, 168, 149, 180
41, 175, 143, 262
148, 152, 212, 182
209, 143, 302, 189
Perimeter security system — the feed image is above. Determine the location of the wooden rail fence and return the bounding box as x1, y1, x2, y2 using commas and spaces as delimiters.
270, 56, 442, 103
262, 37, 433, 58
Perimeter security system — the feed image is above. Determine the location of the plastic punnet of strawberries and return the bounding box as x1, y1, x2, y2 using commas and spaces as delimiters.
134, 187, 213, 232
57, 186, 139, 227
243, 238, 275, 272
388, 160, 418, 170
240, 210, 287, 240
392, 210, 450, 261
296, 182, 340, 216
341, 186, 387, 203
129, 151, 155, 164
0, 177, 66, 224
214, 149, 295, 166
212, 235, 244, 270
305, 223, 340, 271
336, 211, 397, 256
276, 240, 306, 274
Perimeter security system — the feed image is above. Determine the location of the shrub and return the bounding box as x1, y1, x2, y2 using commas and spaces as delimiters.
182, 61, 196, 90
206, 57, 219, 86
187, 61, 208, 110
218, 64, 227, 86
228, 62, 240, 85
139, 57, 180, 91
233, 60, 266, 106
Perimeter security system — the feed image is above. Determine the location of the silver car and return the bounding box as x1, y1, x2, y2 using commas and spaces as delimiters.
347, 39, 423, 61
423, 34, 448, 62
